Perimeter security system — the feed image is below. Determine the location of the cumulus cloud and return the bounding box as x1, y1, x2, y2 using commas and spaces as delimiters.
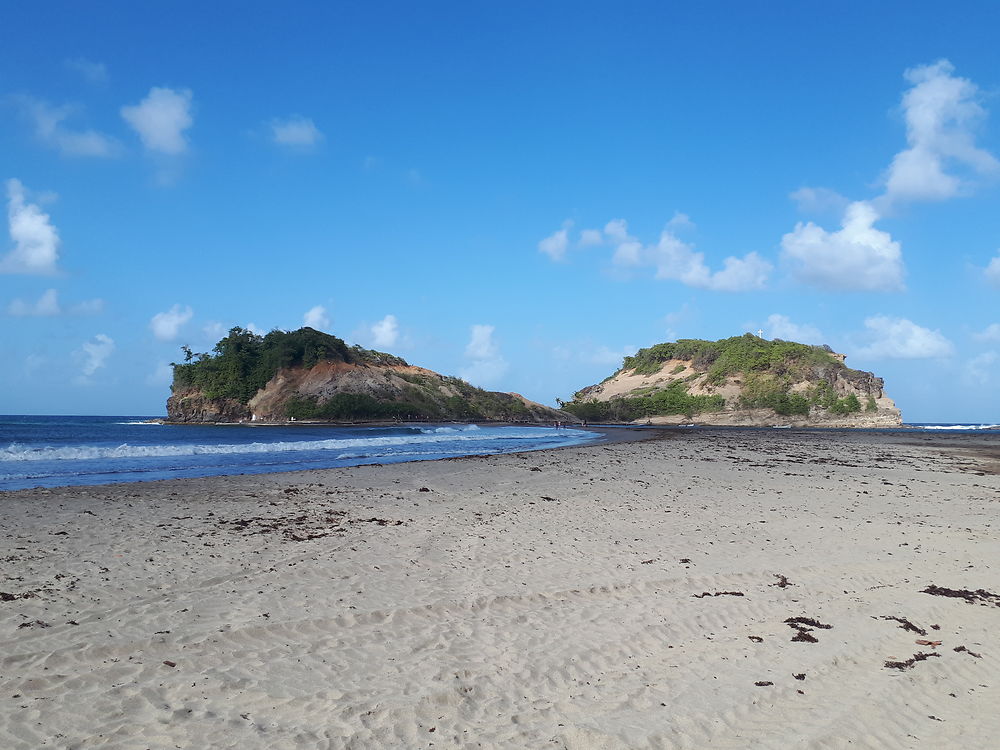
70, 298, 104, 315
7, 289, 103, 317
460, 324, 509, 386
790, 186, 850, 215
76, 333, 115, 377
8, 288, 60, 316
15, 96, 118, 158
855, 316, 953, 359
586, 344, 638, 366
579, 228, 604, 246
245, 322, 265, 335
781, 201, 904, 291
202, 321, 226, 341
973, 323, 1000, 342
146, 361, 174, 386
538, 222, 572, 261
1, 179, 61, 275
604, 218, 770, 291
303, 305, 330, 330
65, 58, 108, 84
882, 60, 999, 205
121, 87, 193, 155
649, 229, 770, 291
370, 314, 399, 348
270, 116, 323, 147
765, 314, 824, 344
150, 304, 194, 341
964, 351, 997, 385
984, 252, 1000, 287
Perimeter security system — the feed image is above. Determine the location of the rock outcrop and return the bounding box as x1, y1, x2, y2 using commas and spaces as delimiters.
565, 334, 902, 427
166, 326, 574, 424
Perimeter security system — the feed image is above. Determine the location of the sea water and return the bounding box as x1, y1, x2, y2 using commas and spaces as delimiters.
0, 416, 598, 491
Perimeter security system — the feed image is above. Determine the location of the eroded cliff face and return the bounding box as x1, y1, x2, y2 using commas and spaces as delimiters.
571, 352, 902, 427
166, 361, 574, 424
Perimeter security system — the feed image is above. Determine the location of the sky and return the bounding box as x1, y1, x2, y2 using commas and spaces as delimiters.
2, 2, 999, 421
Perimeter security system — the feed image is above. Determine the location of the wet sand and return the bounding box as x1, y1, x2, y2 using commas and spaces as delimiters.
1, 428, 998, 748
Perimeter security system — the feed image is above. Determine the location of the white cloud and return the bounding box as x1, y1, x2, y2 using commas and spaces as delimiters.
781, 201, 904, 291
370, 314, 399, 348
973, 323, 1000, 342
245, 322, 265, 335
883, 60, 999, 205
202, 321, 226, 341
965, 351, 997, 385
7, 289, 103, 317
8, 288, 60, 316
460, 324, 508, 386
586, 344, 638, 366
15, 96, 119, 158
65, 58, 108, 84
648, 229, 770, 291
76, 333, 115, 377
1, 179, 61, 275
766, 314, 824, 344
579, 228, 604, 246
303, 305, 330, 330
667, 212, 694, 231
69, 298, 104, 315
604, 218, 631, 243
855, 316, 953, 359
146, 361, 174, 386
121, 87, 193, 155
602, 217, 769, 291
984, 252, 1000, 287
150, 304, 194, 341
790, 186, 850, 215
539, 222, 572, 261
270, 116, 323, 147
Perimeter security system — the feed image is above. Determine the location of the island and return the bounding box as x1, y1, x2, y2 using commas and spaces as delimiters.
561, 333, 902, 427
166, 326, 574, 424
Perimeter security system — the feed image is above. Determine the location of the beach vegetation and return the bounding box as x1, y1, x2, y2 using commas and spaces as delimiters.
171, 326, 542, 422
568, 334, 879, 422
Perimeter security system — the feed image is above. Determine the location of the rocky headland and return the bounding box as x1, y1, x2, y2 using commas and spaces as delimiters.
563, 333, 902, 427
166, 327, 573, 424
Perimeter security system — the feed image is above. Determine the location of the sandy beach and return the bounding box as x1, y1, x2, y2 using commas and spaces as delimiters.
2, 428, 998, 749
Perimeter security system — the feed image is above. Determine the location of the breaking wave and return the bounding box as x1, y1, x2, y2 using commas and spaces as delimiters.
0, 426, 586, 463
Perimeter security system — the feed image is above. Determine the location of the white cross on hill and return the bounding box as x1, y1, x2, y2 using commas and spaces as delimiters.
757, 328, 764, 338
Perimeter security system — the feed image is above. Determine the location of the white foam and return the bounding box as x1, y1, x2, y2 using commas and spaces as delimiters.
917, 424, 1000, 431
0, 426, 592, 463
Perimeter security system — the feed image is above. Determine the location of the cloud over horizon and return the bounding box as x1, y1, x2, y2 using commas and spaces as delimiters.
1, 179, 61, 275
781, 201, 904, 291
460, 324, 509, 386
303, 305, 330, 330
76, 333, 115, 378
882, 59, 999, 206
855, 315, 954, 359
150, 304, 194, 341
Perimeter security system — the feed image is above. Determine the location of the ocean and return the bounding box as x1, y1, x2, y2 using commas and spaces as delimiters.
0, 416, 600, 491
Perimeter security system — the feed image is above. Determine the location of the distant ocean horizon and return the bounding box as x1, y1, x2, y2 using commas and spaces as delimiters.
1, 415, 997, 491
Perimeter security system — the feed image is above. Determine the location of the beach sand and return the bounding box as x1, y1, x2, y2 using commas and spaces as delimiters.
2, 429, 998, 749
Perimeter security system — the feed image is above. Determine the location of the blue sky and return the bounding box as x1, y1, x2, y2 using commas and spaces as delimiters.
2, 2, 999, 421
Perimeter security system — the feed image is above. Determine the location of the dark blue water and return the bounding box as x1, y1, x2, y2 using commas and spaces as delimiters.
0, 416, 599, 491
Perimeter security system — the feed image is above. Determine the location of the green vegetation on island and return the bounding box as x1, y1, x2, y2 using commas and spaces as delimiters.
562, 334, 878, 422
169, 326, 555, 422
172, 327, 406, 405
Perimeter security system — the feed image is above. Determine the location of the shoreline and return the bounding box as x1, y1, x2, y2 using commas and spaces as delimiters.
2, 428, 998, 747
